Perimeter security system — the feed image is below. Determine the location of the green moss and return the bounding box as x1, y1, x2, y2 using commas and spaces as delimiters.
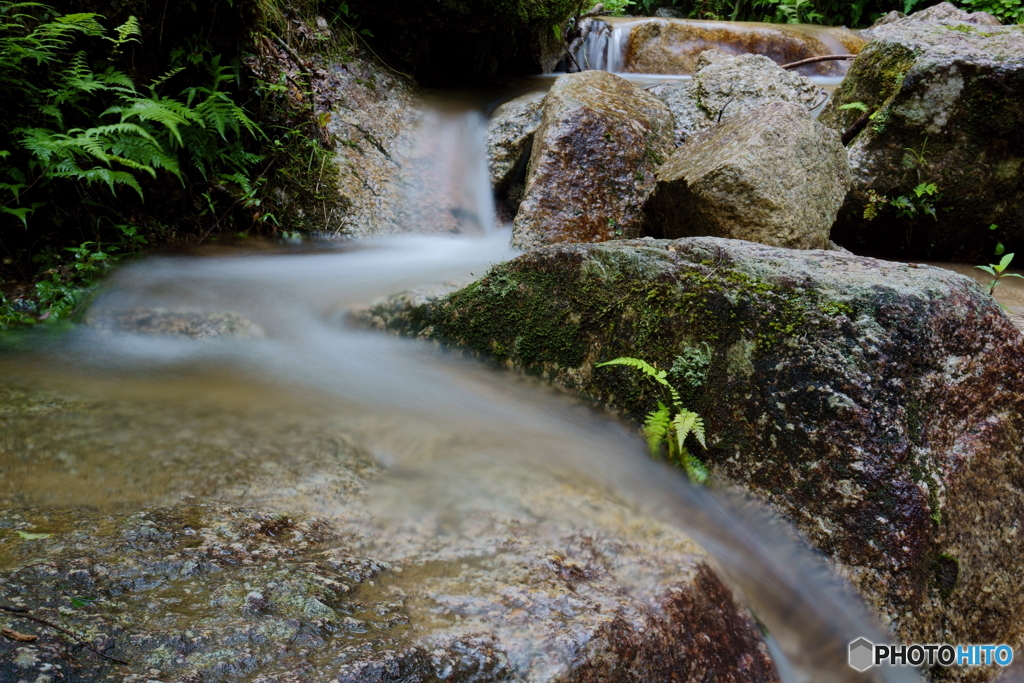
932, 553, 959, 598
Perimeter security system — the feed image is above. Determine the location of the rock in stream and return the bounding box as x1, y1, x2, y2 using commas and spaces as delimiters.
356, 237, 1024, 681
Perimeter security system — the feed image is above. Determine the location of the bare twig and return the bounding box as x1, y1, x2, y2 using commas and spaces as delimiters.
0, 606, 128, 665
780, 54, 856, 70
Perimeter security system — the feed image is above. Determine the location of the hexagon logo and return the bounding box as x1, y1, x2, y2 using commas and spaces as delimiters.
849, 638, 875, 672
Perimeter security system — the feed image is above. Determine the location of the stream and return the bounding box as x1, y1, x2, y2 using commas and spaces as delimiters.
1, 96, 926, 683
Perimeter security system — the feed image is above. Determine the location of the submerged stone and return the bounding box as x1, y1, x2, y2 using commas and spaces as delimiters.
645, 102, 850, 249
0, 385, 779, 683
358, 237, 1024, 673
512, 71, 674, 249
819, 2, 1024, 262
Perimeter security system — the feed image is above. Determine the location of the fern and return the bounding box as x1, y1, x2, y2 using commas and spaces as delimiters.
643, 402, 671, 457
599, 356, 712, 484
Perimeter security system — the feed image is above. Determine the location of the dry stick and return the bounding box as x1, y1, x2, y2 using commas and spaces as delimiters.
780, 54, 856, 70
0, 606, 128, 665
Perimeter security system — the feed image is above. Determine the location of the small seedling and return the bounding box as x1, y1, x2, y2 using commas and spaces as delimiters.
976, 252, 1023, 296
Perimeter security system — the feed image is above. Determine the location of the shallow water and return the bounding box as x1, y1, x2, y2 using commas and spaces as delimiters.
0, 106, 918, 682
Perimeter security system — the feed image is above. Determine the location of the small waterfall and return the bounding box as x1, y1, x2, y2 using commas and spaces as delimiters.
575, 17, 628, 72
398, 106, 497, 235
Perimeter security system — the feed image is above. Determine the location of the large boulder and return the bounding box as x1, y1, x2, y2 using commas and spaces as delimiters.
0, 383, 779, 683
819, 2, 1024, 262
358, 237, 1024, 675
512, 71, 674, 249
580, 17, 864, 77
345, 0, 577, 84
644, 102, 850, 249
649, 50, 826, 147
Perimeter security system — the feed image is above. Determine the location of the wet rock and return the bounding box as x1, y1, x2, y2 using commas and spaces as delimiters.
512, 71, 674, 249
345, 0, 578, 84
644, 102, 850, 250
648, 51, 826, 147
819, 2, 1024, 262
0, 387, 780, 682
360, 237, 1024, 670
84, 308, 265, 339
598, 17, 865, 77
486, 91, 546, 222
250, 46, 419, 237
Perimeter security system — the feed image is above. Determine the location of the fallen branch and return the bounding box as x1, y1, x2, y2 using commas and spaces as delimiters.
0, 605, 128, 665
780, 54, 856, 70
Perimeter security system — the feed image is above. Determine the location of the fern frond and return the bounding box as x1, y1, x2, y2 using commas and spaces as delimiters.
642, 402, 671, 457
680, 448, 709, 485
596, 357, 670, 386
672, 409, 706, 451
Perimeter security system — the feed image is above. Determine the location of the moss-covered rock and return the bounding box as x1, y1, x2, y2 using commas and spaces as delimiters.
819, 2, 1024, 262
346, 0, 580, 84
356, 237, 1024, 676
512, 71, 674, 248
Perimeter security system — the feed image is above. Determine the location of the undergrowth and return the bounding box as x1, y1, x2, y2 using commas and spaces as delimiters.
611, 0, 1022, 26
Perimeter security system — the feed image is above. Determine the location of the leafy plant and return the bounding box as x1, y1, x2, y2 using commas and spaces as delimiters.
958, 0, 1024, 23
597, 356, 710, 484
0, 2, 264, 327
976, 250, 1023, 296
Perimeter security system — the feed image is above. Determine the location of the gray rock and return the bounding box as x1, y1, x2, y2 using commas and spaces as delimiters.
359, 237, 1024, 673
861, 1, 1000, 40
486, 91, 545, 192
486, 91, 546, 223
512, 71, 674, 249
649, 51, 826, 147
249, 47, 420, 237
645, 102, 851, 250
819, 2, 1024, 261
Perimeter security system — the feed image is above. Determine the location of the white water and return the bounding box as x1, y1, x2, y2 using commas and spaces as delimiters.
0, 106, 916, 683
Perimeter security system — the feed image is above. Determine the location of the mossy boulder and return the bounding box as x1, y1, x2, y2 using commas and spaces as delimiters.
819, 2, 1024, 262
345, 0, 579, 84
357, 237, 1024, 670
645, 102, 850, 249
512, 71, 674, 248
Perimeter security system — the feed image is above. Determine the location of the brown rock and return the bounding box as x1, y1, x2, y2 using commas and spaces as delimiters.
512, 71, 674, 249
607, 17, 865, 77
645, 102, 851, 250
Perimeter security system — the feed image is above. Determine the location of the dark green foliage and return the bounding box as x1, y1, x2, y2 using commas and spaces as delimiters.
630, 0, 1021, 26
0, 1, 268, 327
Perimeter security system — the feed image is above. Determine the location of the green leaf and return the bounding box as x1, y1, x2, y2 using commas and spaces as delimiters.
999, 253, 1014, 271
596, 357, 670, 387
976, 265, 997, 276
1003, 273, 1024, 280
16, 531, 52, 540
996, 242, 1006, 256
838, 101, 869, 112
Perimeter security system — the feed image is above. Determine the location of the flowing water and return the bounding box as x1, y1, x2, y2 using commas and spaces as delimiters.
0, 100, 920, 682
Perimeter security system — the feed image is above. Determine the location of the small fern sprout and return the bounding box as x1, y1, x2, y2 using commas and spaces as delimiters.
597, 356, 709, 484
